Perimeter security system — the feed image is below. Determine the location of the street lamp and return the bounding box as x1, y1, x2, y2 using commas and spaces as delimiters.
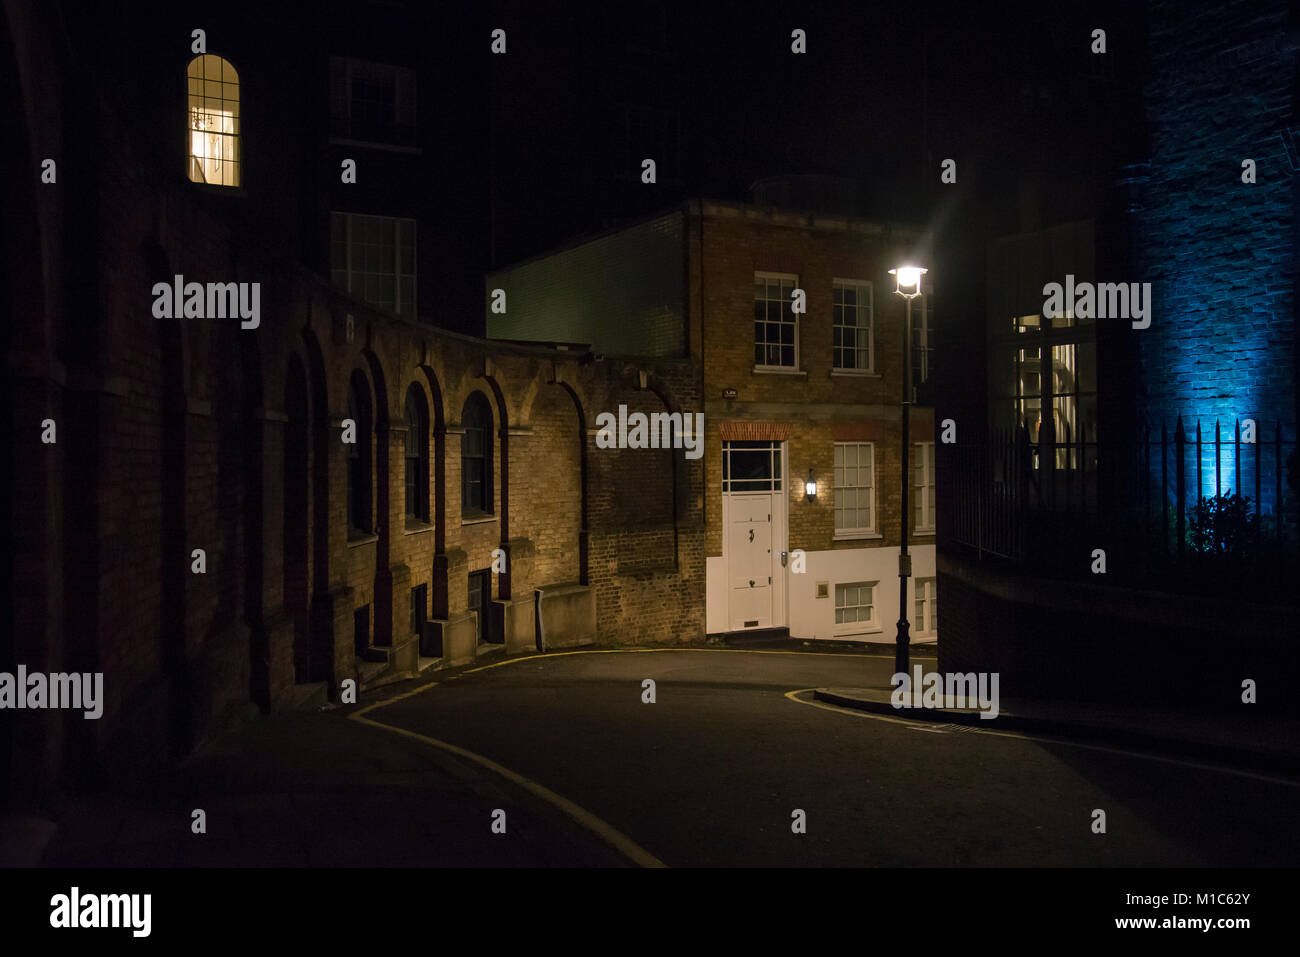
889, 265, 927, 679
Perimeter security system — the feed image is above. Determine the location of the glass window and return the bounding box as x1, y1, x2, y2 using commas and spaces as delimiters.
187, 55, 241, 187
753, 273, 798, 368
833, 279, 873, 371
330, 212, 417, 316
913, 442, 936, 532
834, 442, 875, 534
914, 577, 937, 635
347, 374, 372, 535
329, 56, 417, 146
405, 385, 429, 522
722, 440, 783, 492
461, 392, 493, 517
835, 581, 877, 627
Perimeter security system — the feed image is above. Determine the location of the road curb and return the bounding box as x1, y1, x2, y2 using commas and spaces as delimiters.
810, 689, 1300, 779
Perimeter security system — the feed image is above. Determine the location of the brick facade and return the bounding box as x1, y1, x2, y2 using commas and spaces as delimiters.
1, 2, 704, 801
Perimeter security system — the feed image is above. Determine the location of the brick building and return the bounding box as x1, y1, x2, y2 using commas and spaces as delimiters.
488, 199, 936, 642
1, 0, 704, 803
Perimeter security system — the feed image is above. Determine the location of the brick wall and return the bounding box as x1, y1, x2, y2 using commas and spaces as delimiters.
1, 6, 709, 799
1140, 0, 1297, 433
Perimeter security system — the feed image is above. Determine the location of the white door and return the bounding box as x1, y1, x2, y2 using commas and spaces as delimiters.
722, 440, 787, 631
728, 493, 773, 629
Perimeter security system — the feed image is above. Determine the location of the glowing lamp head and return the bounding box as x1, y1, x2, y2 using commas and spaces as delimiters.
804, 469, 817, 502
890, 265, 928, 298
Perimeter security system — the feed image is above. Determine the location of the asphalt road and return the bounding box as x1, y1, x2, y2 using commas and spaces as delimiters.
356, 648, 1300, 867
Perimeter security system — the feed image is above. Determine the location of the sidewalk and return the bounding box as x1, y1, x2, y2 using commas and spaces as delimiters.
4, 692, 630, 868
813, 686, 1300, 776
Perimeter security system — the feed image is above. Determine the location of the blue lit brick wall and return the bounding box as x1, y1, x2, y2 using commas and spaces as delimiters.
1140, 0, 1297, 502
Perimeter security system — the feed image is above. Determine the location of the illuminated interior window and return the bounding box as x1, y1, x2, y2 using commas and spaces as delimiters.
187, 55, 240, 187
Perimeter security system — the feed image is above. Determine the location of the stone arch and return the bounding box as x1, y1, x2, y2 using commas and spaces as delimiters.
526, 380, 588, 588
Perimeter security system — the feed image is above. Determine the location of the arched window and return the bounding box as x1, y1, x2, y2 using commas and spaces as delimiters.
187, 54, 241, 187
461, 392, 493, 517
405, 384, 430, 522
347, 373, 372, 535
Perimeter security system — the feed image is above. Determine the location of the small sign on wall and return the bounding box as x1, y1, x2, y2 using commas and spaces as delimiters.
722, 388, 738, 400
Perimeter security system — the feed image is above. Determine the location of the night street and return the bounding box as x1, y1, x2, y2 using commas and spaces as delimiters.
41, 648, 1293, 869
355, 649, 1299, 867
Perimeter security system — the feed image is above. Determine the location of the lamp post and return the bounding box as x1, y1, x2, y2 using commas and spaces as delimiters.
889, 265, 927, 679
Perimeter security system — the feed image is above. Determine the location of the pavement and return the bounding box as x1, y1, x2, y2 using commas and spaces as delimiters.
813, 687, 1300, 777
4, 642, 1298, 867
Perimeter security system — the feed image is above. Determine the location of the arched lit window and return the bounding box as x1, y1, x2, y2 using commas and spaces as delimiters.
405, 384, 429, 522
187, 54, 241, 187
347, 373, 372, 535
461, 392, 493, 517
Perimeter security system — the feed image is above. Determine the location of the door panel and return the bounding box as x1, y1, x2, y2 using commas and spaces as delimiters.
728, 493, 773, 629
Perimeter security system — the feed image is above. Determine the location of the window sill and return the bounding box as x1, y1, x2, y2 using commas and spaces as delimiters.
834, 625, 884, 637
188, 182, 247, 198
913, 528, 936, 538
403, 520, 434, 536
461, 514, 496, 527
328, 136, 423, 155
752, 366, 807, 376
347, 531, 379, 547
831, 369, 881, 378
833, 532, 882, 542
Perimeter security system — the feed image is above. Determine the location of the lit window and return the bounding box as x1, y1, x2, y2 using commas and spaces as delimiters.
753, 272, 798, 369
914, 577, 937, 635
834, 442, 875, 535
913, 441, 936, 533
1002, 313, 1097, 468
833, 279, 873, 371
187, 55, 240, 187
330, 212, 416, 316
835, 581, 877, 628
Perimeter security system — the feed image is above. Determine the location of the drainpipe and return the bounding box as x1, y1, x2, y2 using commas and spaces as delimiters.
534, 588, 545, 652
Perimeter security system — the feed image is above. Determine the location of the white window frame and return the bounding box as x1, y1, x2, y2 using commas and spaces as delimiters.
834, 580, 880, 635
331, 211, 417, 317
753, 271, 800, 371
833, 441, 877, 538
914, 577, 937, 636
832, 278, 874, 373
913, 440, 936, 533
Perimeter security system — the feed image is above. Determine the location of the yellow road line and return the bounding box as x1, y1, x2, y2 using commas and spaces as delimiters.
348, 682, 667, 868
464, 645, 931, 675
783, 689, 1300, 788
